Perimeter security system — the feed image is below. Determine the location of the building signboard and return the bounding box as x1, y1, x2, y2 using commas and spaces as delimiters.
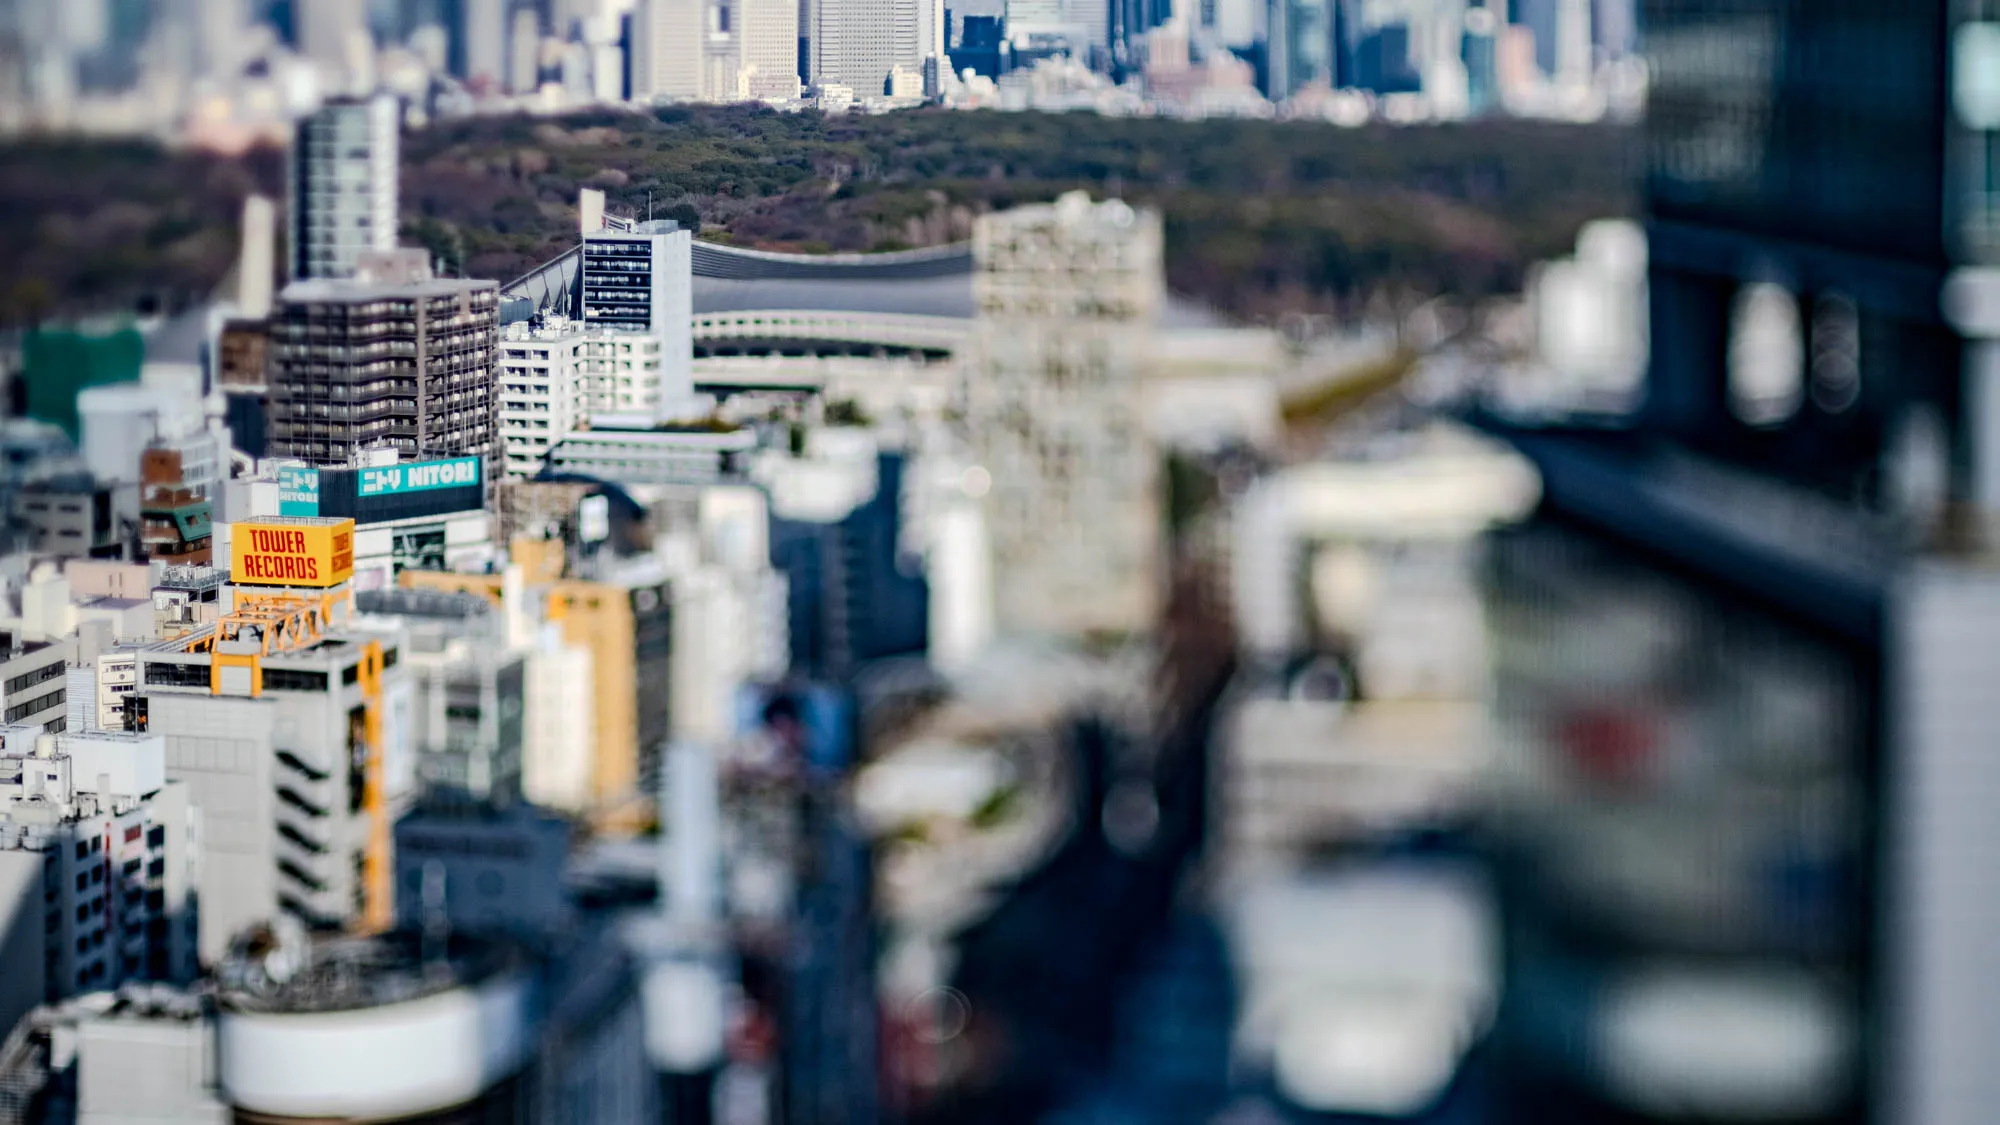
230, 518, 356, 588
358, 457, 482, 498
278, 466, 321, 517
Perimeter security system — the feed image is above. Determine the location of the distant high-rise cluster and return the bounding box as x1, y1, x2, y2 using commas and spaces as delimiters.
0, 0, 1638, 133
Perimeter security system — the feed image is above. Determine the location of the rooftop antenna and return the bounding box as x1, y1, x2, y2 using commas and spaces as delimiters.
647, 189, 654, 223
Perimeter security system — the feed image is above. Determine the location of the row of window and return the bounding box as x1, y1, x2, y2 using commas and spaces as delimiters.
5, 660, 65, 695
6, 688, 63, 723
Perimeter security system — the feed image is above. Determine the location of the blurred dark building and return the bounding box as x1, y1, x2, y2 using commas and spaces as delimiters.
1351, 22, 1418, 95
950, 16, 1010, 79
1266, 0, 1336, 99
1463, 11, 1499, 114
1481, 3, 2000, 1124
768, 452, 928, 681
218, 319, 272, 460
1109, 0, 1172, 74
1513, 0, 1559, 76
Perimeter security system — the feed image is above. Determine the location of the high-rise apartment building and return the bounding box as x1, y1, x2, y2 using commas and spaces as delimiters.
813, 0, 917, 96
739, 0, 803, 97
960, 192, 1164, 639
267, 250, 500, 471
632, 0, 704, 100
287, 95, 398, 282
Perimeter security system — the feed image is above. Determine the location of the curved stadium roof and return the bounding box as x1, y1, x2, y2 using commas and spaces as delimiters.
502, 238, 1225, 330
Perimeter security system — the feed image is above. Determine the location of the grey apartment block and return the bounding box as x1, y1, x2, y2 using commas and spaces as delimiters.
267, 274, 500, 471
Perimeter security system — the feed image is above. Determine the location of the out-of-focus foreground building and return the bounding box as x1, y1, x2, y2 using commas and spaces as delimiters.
1475, 3, 2000, 1123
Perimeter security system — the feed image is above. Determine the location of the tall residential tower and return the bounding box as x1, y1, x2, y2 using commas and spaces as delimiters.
287, 94, 398, 282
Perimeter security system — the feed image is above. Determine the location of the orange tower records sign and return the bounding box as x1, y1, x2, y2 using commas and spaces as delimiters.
230, 518, 356, 588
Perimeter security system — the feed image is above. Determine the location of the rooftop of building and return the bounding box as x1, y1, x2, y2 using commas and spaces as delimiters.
278, 275, 498, 304
215, 929, 523, 1016
155, 563, 228, 592
585, 218, 683, 238
355, 587, 494, 622
231, 514, 353, 528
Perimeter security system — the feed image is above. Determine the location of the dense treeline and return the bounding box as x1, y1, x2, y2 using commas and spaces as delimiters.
0, 140, 284, 326
0, 105, 1636, 327
404, 106, 1636, 321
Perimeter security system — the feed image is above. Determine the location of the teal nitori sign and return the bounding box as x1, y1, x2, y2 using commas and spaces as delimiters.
278, 466, 321, 517
359, 457, 482, 497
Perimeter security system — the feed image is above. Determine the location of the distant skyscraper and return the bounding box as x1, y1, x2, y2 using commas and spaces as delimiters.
917, 0, 946, 68
633, 0, 703, 99
813, 0, 917, 95
297, 0, 368, 85
287, 94, 397, 282
1266, 0, 1334, 98
1462, 5, 1499, 113
1511, 0, 1556, 75
1005, 0, 1064, 39
463, 0, 506, 87
192, 0, 249, 80
703, 5, 741, 99
1213, 0, 1258, 48
509, 6, 542, 93
1553, 0, 1588, 86
739, 0, 802, 97
1068, 0, 1109, 49
1592, 0, 1632, 57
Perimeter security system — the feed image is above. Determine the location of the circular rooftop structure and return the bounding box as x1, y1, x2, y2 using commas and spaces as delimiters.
216, 931, 534, 1123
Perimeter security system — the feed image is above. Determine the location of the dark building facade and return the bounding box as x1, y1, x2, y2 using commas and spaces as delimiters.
768, 453, 928, 681
1481, 3, 2000, 1123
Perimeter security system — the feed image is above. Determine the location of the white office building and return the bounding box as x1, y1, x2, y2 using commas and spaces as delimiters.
287, 95, 398, 282
739, 0, 803, 99
0, 727, 199, 1037
812, 0, 919, 96
464, 0, 508, 88
633, 0, 704, 101
523, 624, 595, 813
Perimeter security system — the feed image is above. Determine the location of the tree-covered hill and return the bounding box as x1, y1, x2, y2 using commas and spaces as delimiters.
1, 105, 1637, 327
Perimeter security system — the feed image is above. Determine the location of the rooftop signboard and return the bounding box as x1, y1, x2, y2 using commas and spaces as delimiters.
231, 517, 356, 588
